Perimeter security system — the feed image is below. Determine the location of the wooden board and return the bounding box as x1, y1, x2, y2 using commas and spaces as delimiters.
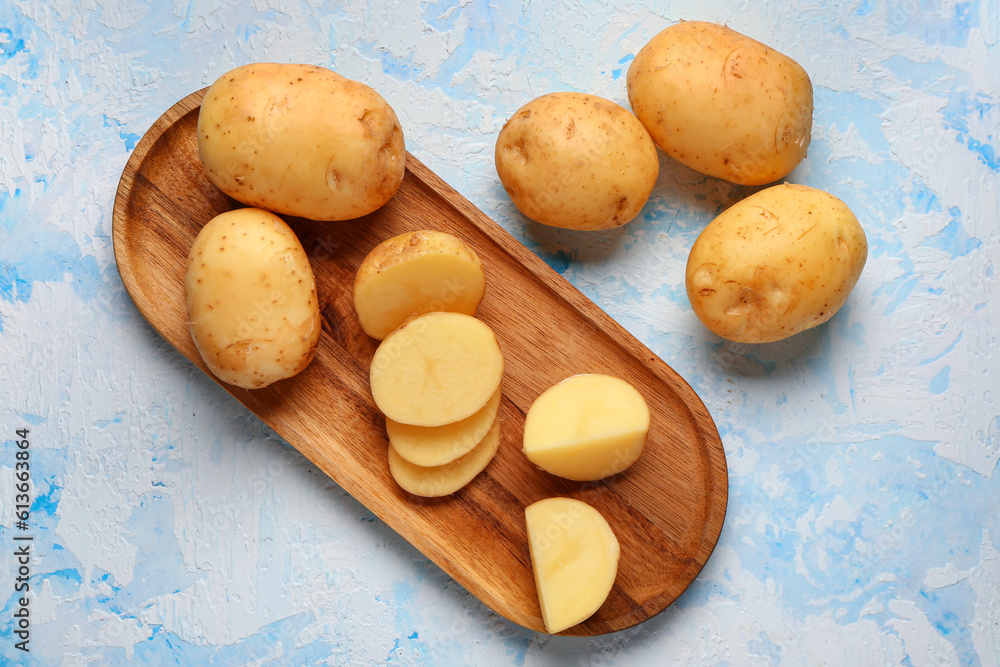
112, 89, 728, 635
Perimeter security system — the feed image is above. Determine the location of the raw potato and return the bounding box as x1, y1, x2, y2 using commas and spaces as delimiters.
388, 418, 501, 497
387, 388, 502, 467
370, 312, 504, 427
686, 183, 868, 343
198, 63, 405, 221
523, 375, 649, 481
627, 21, 813, 185
185, 208, 320, 389
495, 92, 659, 230
354, 230, 486, 340
526, 497, 620, 634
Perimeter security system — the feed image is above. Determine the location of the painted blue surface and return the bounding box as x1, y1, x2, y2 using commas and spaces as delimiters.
0, 1, 997, 664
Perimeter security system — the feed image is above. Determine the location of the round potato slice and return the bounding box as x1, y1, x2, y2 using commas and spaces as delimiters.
370, 312, 504, 426
523, 374, 649, 481
185, 208, 320, 389
388, 417, 501, 497
354, 230, 486, 340
386, 388, 502, 467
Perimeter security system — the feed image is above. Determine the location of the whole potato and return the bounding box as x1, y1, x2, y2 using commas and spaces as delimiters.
686, 184, 867, 343
627, 21, 812, 185
198, 63, 405, 221
185, 207, 321, 388
495, 92, 659, 230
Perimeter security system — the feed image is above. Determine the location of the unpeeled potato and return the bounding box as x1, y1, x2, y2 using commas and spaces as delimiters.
627, 21, 813, 185
185, 208, 320, 389
198, 62, 405, 221
495, 92, 659, 230
686, 183, 868, 343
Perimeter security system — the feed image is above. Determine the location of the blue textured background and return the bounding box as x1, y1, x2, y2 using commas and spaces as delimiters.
1, 1, 997, 664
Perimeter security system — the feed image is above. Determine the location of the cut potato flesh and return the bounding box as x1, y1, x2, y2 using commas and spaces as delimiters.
354, 230, 486, 340
525, 497, 620, 633
523, 374, 649, 481
387, 388, 502, 467
370, 312, 504, 427
388, 417, 501, 496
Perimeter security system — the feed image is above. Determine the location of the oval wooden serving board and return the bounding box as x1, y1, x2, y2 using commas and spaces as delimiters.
113, 89, 728, 636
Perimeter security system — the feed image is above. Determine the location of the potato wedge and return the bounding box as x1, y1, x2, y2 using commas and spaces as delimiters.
526, 497, 619, 633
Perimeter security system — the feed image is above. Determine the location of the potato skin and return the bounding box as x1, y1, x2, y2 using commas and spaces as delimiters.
198, 63, 405, 221
686, 184, 867, 343
627, 21, 812, 185
185, 208, 321, 388
495, 92, 659, 230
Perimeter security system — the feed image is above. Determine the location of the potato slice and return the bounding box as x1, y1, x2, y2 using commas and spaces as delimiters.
525, 497, 620, 634
354, 230, 487, 340
370, 312, 504, 426
185, 208, 320, 389
387, 388, 501, 467
388, 417, 501, 496
523, 374, 649, 481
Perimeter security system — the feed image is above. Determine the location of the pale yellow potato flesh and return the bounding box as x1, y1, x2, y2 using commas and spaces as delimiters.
495, 92, 659, 230
185, 208, 320, 389
388, 417, 501, 497
198, 62, 405, 221
523, 375, 649, 481
369, 312, 504, 427
686, 183, 868, 343
386, 388, 501, 467
354, 230, 486, 340
525, 497, 620, 634
627, 21, 813, 185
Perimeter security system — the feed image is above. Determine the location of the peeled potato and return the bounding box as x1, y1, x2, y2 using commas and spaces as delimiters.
185, 208, 320, 389
526, 497, 620, 634
369, 312, 504, 427
354, 230, 486, 340
388, 417, 501, 497
386, 388, 501, 467
523, 374, 649, 481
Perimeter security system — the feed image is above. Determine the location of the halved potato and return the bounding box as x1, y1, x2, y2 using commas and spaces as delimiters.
523, 374, 649, 481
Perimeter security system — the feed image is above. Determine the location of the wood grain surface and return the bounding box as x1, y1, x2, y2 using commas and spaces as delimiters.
112, 89, 728, 635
